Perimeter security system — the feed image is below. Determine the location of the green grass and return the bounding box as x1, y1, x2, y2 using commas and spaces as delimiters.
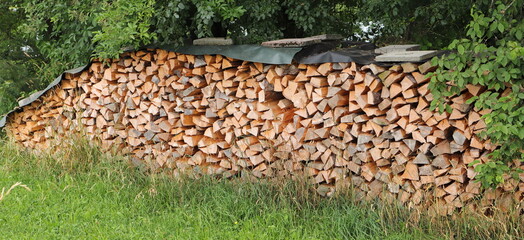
0, 136, 522, 239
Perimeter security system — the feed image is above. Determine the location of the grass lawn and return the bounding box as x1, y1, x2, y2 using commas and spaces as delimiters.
0, 138, 521, 239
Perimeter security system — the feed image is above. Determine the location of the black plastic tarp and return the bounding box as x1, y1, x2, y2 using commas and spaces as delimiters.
162, 42, 377, 65
297, 49, 376, 64
294, 41, 377, 64
163, 45, 302, 65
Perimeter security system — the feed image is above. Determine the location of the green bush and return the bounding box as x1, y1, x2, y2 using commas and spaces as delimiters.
429, 1, 524, 188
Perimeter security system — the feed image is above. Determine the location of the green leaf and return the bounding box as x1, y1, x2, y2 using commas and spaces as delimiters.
497, 22, 504, 33
458, 45, 465, 54
466, 96, 478, 104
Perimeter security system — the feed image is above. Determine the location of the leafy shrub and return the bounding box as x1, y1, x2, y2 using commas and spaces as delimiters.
429, 1, 524, 188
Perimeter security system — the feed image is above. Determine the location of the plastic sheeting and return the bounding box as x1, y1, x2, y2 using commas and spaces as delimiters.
167, 45, 302, 65
0, 111, 7, 128
297, 48, 376, 64
294, 41, 377, 64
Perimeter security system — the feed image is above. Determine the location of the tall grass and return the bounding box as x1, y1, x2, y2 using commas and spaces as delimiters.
0, 134, 522, 239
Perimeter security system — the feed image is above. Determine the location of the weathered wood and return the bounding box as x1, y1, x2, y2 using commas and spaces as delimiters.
401, 162, 420, 181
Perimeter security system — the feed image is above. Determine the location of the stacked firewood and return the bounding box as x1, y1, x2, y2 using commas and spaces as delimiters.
5, 49, 523, 214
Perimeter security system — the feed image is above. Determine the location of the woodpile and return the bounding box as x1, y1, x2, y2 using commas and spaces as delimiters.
4, 49, 524, 215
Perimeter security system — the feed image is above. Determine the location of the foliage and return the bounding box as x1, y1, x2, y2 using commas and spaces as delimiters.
19, 0, 363, 62
150, 0, 192, 46
150, 0, 361, 45
192, 0, 246, 38
0, 1, 45, 115
429, 0, 524, 188
19, 0, 103, 81
92, 0, 157, 60
360, 0, 490, 48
